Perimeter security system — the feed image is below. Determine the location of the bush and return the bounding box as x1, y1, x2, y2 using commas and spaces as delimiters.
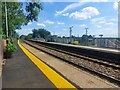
10, 38, 14, 44
0, 34, 6, 39
72, 41, 79, 45
4, 40, 17, 59
5, 43, 17, 53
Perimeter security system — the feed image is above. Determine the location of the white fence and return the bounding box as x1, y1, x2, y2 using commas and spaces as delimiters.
95, 38, 120, 49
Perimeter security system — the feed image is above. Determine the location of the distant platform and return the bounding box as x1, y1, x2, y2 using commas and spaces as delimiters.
33, 40, 120, 54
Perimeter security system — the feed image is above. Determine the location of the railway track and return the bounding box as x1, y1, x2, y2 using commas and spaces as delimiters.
24, 40, 120, 86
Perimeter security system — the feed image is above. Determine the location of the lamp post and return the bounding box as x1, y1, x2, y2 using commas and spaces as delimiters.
5, 0, 8, 39
99, 34, 103, 38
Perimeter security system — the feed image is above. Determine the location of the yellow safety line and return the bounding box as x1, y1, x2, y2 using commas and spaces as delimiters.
18, 40, 77, 89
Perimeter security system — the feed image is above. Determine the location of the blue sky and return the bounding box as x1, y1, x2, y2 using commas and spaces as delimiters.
16, 0, 118, 37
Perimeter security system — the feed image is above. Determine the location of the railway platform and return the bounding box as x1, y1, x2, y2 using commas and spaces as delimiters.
2, 40, 119, 89
2, 40, 76, 89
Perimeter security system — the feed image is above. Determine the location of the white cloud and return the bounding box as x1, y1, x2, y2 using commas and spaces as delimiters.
80, 24, 87, 27
35, 0, 113, 2
57, 22, 64, 25
16, 29, 33, 36
110, 18, 118, 23
62, 13, 69, 16
81, 0, 109, 2
69, 7, 99, 20
90, 17, 118, 37
91, 17, 117, 33
55, 0, 110, 16
91, 17, 117, 25
106, 22, 114, 25
113, 1, 118, 10
96, 25, 102, 28
28, 22, 32, 25
37, 23, 46, 27
91, 28, 118, 37
44, 20, 55, 24
91, 17, 105, 24
44, 20, 64, 25
55, 2, 86, 16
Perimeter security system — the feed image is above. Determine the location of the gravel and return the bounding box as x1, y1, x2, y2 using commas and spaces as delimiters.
25, 41, 120, 81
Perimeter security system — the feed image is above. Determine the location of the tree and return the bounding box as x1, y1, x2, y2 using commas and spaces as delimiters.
27, 33, 33, 39
38, 28, 51, 39
2, 2, 25, 38
1, 2, 43, 39
32, 29, 39, 38
25, 2, 43, 23
32, 28, 51, 40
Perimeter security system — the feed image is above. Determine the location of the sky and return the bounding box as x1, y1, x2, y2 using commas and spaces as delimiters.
16, 0, 119, 38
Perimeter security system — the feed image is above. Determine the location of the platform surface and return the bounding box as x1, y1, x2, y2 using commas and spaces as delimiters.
2, 40, 118, 89
21, 41, 118, 88
2, 41, 56, 88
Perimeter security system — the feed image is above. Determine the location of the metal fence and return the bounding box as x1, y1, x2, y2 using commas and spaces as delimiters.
94, 38, 120, 49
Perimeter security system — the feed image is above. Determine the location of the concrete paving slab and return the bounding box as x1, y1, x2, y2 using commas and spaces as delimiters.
21, 41, 119, 88
2, 42, 56, 88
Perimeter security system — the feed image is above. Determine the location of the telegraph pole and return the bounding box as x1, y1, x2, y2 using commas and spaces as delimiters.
69, 26, 73, 37
5, 0, 8, 39
69, 26, 73, 43
85, 27, 88, 35
85, 27, 88, 46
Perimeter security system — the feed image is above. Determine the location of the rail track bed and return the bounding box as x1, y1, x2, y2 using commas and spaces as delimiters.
24, 40, 120, 86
